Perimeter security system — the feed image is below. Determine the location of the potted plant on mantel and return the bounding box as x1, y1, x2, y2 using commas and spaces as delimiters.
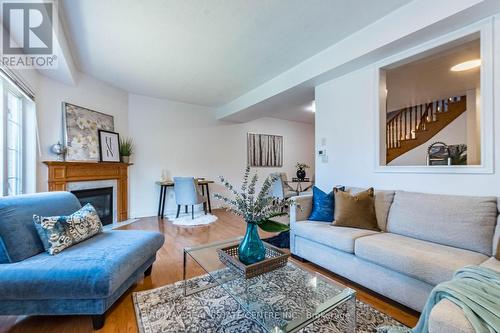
119, 137, 134, 164
215, 167, 292, 265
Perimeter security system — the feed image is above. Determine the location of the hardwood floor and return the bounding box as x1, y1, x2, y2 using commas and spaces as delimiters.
0, 210, 419, 332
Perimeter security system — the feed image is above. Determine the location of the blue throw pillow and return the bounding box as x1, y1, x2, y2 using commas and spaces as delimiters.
33, 203, 103, 255
308, 186, 335, 222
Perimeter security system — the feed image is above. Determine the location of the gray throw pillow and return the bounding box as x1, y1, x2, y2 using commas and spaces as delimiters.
33, 203, 103, 255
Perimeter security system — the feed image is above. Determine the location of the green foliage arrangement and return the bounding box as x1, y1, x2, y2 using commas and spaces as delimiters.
119, 137, 134, 157
214, 166, 292, 233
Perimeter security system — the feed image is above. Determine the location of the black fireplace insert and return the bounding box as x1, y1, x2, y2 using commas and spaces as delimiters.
71, 187, 113, 226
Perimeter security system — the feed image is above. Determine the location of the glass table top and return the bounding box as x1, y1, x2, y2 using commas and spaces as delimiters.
184, 237, 356, 333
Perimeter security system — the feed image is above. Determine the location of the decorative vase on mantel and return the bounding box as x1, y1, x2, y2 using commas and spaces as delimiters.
121, 155, 130, 164
238, 222, 266, 265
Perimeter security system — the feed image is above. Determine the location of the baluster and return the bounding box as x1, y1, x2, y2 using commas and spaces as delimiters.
404, 109, 407, 140
391, 121, 394, 148
386, 123, 388, 148
401, 108, 407, 140
418, 105, 421, 130
410, 107, 413, 138
395, 119, 397, 147
391, 119, 394, 148
389, 121, 392, 149
395, 117, 398, 148
399, 114, 402, 146
396, 115, 399, 147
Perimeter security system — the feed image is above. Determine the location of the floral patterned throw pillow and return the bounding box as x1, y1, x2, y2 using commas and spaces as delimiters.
33, 203, 103, 255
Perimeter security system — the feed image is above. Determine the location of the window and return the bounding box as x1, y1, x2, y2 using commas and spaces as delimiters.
0, 73, 36, 196
6, 91, 23, 195
375, 19, 494, 174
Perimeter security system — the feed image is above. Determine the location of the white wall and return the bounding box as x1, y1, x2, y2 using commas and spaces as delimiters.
315, 53, 499, 196
16, 69, 129, 192
128, 94, 315, 218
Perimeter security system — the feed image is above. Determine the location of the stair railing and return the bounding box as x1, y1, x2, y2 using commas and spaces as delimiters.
386, 96, 464, 150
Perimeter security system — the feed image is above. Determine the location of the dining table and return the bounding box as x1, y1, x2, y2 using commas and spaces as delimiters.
156, 179, 215, 219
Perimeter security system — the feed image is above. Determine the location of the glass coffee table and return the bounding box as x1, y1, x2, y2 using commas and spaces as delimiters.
183, 237, 356, 333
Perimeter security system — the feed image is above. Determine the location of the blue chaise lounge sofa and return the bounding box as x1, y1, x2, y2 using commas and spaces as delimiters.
0, 192, 164, 330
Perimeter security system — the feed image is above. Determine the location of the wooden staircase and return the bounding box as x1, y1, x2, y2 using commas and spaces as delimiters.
386, 95, 467, 163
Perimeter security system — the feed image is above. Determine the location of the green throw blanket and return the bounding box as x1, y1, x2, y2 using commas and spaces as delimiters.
380, 265, 500, 333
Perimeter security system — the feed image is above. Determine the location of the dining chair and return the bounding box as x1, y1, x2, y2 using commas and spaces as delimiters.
269, 173, 297, 200
173, 177, 207, 219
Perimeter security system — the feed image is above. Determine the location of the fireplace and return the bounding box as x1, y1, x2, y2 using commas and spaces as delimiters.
72, 187, 114, 226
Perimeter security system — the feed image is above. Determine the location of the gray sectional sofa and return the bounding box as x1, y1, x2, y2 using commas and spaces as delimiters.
290, 188, 500, 333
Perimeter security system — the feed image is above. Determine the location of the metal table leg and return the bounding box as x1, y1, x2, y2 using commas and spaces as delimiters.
345, 294, 356, 333
205, 184, 212, 213
157, 185, 164, 216
160, 186, 167, 219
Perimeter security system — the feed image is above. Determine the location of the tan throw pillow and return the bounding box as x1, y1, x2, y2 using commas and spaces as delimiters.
332, 187, 380, 231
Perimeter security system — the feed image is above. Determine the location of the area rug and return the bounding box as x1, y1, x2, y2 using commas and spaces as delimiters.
168, 213, 218, 226
133, 267, 408, 333
263, 231, 290, 249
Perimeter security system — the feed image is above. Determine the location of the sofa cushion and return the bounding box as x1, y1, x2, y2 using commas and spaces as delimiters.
293, 221, 379, 253
333, 188, 379, 231
387, 191, 497, 256
33, 203, 103, 255
354, 233, 488, 286
308, 186, 334, 222
0, 192, 82, 263
346, 187, 395, 231
0, 230, 164, 300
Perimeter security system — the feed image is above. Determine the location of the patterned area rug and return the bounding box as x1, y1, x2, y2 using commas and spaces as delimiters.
133, 269, 408, 333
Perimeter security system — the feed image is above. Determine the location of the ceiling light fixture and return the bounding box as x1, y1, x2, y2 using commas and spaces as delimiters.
450, 59, 481, 72
306, 101, 316, 113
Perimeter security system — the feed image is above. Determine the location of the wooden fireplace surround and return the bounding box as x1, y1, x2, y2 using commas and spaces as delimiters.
43, 161, 131, 221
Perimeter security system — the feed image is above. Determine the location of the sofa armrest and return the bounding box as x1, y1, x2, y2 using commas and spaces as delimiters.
480, 257, 500, 272
289, 194, 313, 228
429, 300, 474, 333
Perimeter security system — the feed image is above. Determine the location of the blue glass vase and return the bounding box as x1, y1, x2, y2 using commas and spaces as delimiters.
238, 222, 266, 265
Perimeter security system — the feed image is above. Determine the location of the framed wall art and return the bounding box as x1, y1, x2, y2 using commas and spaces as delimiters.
63, 102, 114, 162
247, 133, 283, 167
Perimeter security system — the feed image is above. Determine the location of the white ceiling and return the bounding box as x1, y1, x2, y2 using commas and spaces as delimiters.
223, 84, 316, 124
61, 0, 411, 109
386, 38, 480, 111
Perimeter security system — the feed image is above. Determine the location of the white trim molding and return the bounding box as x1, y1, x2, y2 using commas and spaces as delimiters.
373, 18, 494, 174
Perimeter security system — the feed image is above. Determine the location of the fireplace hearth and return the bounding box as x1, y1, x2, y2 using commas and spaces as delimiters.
72, 187, 113, 225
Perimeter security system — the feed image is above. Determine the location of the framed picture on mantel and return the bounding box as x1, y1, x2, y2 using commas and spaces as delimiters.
98, 130, 120, 162
63, 102, 114, 162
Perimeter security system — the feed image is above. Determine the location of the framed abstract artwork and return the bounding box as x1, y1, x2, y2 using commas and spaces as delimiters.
98, 130, 120, 162
247, 133, 283, 167
63, 102, 114, 162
